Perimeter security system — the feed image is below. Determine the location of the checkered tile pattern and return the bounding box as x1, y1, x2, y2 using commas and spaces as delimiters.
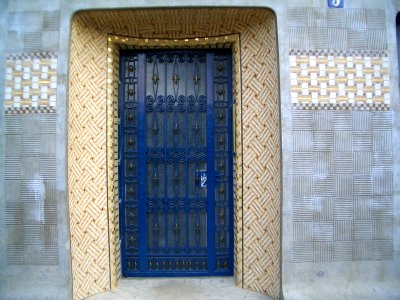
292, 110, 393, 262
290, 50, 390, 110
5, 106, 56, 114
288, 8, 387, 51
4, 113, 58, 265
4, 52, 57, 112
7, 11, 60, 53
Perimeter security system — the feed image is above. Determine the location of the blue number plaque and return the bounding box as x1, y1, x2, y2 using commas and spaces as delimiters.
328, 0, 344, 8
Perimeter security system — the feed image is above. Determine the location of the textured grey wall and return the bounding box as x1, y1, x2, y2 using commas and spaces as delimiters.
282, 2, 400, 299
291, 110, 393, 263
0, 1, 71, 299
288, 7, 394, 265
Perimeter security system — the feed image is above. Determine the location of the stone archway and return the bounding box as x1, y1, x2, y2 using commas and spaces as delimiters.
68, 8, 281, 299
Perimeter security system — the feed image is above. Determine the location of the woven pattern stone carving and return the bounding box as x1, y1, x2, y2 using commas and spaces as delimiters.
69, 8, 280, 299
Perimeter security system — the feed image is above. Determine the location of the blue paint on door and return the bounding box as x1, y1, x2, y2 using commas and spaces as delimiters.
119, 50, 233, 276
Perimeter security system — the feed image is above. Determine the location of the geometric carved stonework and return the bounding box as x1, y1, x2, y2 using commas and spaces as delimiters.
69, 8, 280, 299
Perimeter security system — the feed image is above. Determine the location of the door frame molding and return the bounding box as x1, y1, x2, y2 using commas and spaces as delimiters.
109, 37, 240, 279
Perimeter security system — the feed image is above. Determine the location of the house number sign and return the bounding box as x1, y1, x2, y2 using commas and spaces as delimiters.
328, 0, 344, 8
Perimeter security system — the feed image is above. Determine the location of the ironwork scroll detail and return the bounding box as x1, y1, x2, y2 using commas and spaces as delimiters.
145, 53, 208, 268
214, 55, 231, 270
122, 54, 140, 269
121, 51, 232, 275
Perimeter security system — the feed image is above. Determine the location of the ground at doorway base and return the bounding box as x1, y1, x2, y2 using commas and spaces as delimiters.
86, 277, 273, 300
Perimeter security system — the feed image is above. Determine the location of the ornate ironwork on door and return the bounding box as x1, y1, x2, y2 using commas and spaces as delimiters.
119, 50, 233, 276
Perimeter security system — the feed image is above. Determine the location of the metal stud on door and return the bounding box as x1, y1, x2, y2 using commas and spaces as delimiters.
119, 50, 233, 276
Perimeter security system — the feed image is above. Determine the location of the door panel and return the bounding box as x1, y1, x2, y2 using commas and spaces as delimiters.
119, 50, 233, 276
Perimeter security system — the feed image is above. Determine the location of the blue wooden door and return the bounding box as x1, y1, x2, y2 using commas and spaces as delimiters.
119, 50, 233, 276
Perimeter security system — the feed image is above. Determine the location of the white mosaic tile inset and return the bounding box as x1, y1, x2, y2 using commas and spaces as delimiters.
4, 52, 57, 113
290, 50, 389, 109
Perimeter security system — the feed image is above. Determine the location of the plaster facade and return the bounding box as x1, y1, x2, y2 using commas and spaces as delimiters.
0, 0, 399, 300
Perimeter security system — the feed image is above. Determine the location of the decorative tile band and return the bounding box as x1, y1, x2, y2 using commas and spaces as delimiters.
5, 106, 56, 114
290, 50, 390, 110
4, 52, 57, 112
292, 102, 390, 111
112, 34, 237, 48
6, 52, 58, 60
289, 49, 387, 57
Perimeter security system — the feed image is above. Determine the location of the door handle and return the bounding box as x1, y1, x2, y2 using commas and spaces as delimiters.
195, 171, 207, 187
